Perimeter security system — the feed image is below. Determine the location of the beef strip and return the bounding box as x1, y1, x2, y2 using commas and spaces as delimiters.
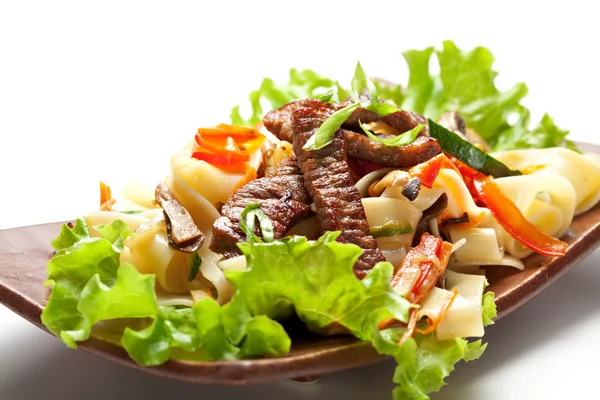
343, 131, 441, 167
263, 101, 298, 143
342, 107, 430, 137
209, 156, 311, 258
291, 99, 386, 278
263, 100, 441, 168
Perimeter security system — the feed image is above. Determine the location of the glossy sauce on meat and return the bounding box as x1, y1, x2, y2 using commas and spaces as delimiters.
291, 100, 386, 278
210, 157, 311, 258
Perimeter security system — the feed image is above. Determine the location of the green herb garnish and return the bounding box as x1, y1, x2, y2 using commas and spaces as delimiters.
188, 253, 202, 281
351, 61, 378, 100
304, 61, 404, 151
233, 41, 577, 152
315, 90, 335, 103
370, 221, 413, 238
302, 101, 361, 151
239, 203, 275, 243
359, 121, 424, 147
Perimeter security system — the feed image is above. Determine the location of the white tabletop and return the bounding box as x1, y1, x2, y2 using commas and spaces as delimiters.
1, 1, 600, 399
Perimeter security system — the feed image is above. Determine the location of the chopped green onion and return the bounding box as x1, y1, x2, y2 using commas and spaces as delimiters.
359, 121, 424, 147
351, 61, 378, 101
239, 203, 275, 243
364, 101, 398, 116
316, 90, 335, 103
303, 101, 361, 151
304, 61, 407, 151
188, 253, 202, 281
370, 221, 413, 238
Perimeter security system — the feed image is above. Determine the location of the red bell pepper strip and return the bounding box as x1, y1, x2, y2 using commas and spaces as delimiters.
99, 181, 116, 211
194, 134, 250, 163
409, 153, 461, 188
198, 124, 264, 141
379, 233, 452, 332
410, 261, 433, 298
452, 158, 568, 257
473, 173, 568, 256
391, 233, 448, 304
191, 147, 248, 173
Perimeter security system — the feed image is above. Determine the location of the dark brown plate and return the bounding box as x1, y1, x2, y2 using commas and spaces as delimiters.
1, 142, 600, 385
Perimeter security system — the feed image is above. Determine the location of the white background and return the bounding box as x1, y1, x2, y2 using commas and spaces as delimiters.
1, 1, 600, 399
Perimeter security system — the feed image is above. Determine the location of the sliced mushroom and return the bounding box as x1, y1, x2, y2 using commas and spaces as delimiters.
438, 111, 491, 152
412, 193, 448, 247
401, 177, 422, 201
370, 170, 410, 197
441, 212, 470, 226
155, 182, 205, 252
438, 111, 467, 135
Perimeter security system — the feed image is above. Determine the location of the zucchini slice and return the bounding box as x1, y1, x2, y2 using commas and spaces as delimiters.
428, 119, 521, 178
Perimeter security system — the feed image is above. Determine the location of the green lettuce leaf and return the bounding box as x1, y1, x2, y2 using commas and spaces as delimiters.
372, 328, 487, 400
482, 291, 497, 326
42, 220, 290, 366
51, 217, 90, 251
373, 79, 404, 107
401, 47, 436, 115
400, 42, 528, 144
481, 279, 497, 327
232, 40, 575, 152
227, 232, 412, 339
492, 112, 580, 152
42, 222, 411, 370
399, 40, 575, 152
43, 219, 496, 399
41, 219, 132, 347
230, 68, 349, 127
78, 263, 157, 326
366, 280, 497, 399
120, 298, 250, 365
351, 61, 378, 100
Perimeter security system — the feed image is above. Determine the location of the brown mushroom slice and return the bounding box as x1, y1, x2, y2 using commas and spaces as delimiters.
437, 111, 467, 134
412, 193, 449, 247
401, 177, 422, 201
438, 111, 491, 152
155, 182, 205, 253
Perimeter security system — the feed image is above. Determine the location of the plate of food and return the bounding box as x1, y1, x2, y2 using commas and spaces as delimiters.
2, 41, 600, 400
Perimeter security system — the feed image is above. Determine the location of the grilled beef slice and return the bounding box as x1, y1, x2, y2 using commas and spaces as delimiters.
343, 132, 441, 167
291, 99, 386, 278
264, 100, 441, 168
263, 101, 297, 143
210, 156, 311, 258
342, 107, 430, 136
